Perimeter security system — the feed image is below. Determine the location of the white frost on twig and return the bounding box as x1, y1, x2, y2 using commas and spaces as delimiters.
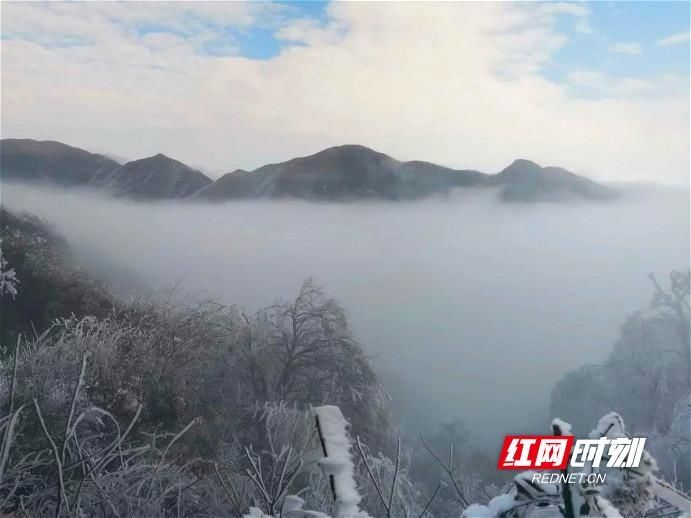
0, 239, 19, 299
551, 417, 572, 436
314, 405, 370, 518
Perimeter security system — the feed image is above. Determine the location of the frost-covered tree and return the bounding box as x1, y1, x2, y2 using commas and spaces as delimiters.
0, 209, 114, 347
238, 279, 393, 453
411, 418, 498, 517
0, 238, 19, 299
648, 271, 690, 387
551, 271, 690, 489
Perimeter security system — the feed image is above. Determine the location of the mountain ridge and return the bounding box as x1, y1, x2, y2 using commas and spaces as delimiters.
1, 139, 617, 203
105, 153, 212, 199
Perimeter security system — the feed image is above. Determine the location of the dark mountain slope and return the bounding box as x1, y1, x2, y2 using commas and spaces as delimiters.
0, 208, 115, 344
1, 139, 616, 203
397, 160, 488, 198
195, 145, 613, 202
191, 169, 254, 200
195, 145, 488, 201
1, 138, 121, 186
493, 159, 616, 202
105, 154, 212, 199
1, 140, 212, 199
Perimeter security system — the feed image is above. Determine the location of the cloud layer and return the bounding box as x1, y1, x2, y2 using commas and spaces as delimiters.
3, 181, 689, 442
2, 2, 689, 184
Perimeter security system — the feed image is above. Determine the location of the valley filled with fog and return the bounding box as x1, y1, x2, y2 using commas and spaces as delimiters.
3, 181, 688, 445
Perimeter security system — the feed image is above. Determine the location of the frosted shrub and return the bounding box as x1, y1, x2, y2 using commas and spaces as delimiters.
0, 239, 19, 299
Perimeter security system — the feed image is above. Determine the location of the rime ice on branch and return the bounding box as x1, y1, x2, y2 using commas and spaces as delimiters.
0, 239, 19, 299
243, 406, 370, 518
314, 405, 370, 518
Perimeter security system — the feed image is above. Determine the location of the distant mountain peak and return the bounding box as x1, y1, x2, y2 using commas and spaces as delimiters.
115, 153, 211, 198
2, 139, 617, 203
287, 144, 395, 165
126, 153, 178, 166
505, 158, 542, 170
494, 158, 616, 202
319, 144, 381, 153
150, 152, 178, 162
1, 138, 121, 186
0, 139, 214, 198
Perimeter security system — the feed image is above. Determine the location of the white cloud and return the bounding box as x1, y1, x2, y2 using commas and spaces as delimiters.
567, 69, 606, 88
609, 42, 642, 55
537, 2, 591, 18
276, 18, 323, 43
574, 19, 594, 34
567, 69, 659, 96
656, 31, 691, 46
1, 2, 688, 185
609, 77, 654, 96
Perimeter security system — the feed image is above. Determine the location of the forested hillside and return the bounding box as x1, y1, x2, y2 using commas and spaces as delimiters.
0, 210, 496, 517
0, 210, 687, 517
551, 270, 690, 490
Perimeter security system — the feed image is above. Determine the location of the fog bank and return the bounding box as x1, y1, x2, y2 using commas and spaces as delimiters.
3, 182, 688, 444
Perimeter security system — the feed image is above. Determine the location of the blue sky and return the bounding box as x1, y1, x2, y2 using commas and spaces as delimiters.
119, 1, 691, 99
125, 1, 332, 59
239, 1, 328, 58
5, 1, 688, 83
546, 1, 689, 85
2, 1, 689, 184
182, 1, 691, 82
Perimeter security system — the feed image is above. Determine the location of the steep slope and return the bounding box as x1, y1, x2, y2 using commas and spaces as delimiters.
397, 160, 488, 198
1, 139, 121, 186
195, 145, 487, 201
195, 145, 612, 202
191, 169, 255, 200
0, 208, 116, 344
105, 154, 212, 199
1, 140, 212, 199
2, 139, 616, 203
493, 159, 616, 202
